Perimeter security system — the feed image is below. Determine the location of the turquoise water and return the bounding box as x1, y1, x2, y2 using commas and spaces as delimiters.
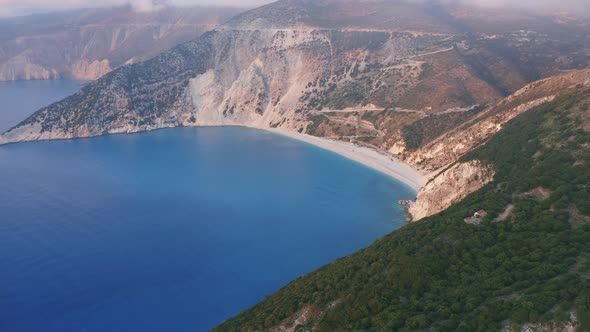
0, 84, 415, 331
0, 79, 85, 133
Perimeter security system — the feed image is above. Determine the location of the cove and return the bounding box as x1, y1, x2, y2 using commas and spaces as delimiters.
0, 127, 415, 331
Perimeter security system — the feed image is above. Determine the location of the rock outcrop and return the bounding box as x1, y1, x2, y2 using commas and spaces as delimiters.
409, 160, 495, 220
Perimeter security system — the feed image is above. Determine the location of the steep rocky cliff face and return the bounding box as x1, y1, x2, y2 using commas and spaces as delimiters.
0, 6, 243, 81
408, 160, 495, 220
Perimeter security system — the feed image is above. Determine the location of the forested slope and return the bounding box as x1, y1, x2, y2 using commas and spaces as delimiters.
215, 86, 590, 331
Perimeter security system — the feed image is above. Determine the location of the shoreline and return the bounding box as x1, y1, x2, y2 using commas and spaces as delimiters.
1, 124, 428, 192
262, 127, 427, 192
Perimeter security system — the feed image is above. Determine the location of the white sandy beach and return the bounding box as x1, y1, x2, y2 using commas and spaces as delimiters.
265, 128, 427, 192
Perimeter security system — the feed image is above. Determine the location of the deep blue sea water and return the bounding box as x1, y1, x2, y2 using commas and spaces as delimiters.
0, 83, 415, 331
0, 79, 85, 132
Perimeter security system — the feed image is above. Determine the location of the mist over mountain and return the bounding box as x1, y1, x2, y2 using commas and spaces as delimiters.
0, 5, 245, 81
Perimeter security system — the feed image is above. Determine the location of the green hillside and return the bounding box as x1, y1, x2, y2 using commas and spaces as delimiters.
215, 87, 590, 331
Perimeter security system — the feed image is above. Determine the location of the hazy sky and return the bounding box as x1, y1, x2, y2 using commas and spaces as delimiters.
0, 0, 587, 17
0, 0, 272, 16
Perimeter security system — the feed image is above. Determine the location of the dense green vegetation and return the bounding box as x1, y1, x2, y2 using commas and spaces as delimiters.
215, 88, 590, 331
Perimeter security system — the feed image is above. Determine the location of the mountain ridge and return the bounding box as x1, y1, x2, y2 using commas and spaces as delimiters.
405, 69, 590, 220
0, 6, 244, 81
2, 0, 588, 146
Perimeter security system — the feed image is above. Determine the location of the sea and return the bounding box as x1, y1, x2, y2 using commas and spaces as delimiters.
0, 79, 85, 133
0, 80, 415, 331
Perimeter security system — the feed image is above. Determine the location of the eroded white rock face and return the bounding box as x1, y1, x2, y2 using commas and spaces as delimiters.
189, 69, 225, 125
186, 29, 321, 131
409, 160, 495, 221
0, 53, 60, 81
67, 59, 112, 81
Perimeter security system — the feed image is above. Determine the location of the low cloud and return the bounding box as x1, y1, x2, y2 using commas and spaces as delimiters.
130, 0, 168, 12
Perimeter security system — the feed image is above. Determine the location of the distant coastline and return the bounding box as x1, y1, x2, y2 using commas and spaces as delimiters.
263, 127, 427, 192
